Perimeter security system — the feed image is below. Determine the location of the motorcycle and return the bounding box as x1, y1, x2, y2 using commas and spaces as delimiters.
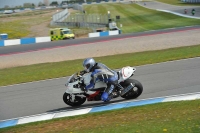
63, 66, 143, 107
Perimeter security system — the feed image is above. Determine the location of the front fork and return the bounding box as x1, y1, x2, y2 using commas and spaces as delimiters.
113, 82, 135, 96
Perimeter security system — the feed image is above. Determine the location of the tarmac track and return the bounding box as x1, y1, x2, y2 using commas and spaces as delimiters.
0, 58, 200, 120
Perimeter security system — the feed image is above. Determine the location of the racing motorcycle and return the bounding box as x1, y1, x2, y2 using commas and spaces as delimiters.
63, 66, 143, 107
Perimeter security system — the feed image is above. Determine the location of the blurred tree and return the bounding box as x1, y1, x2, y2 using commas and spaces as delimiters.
32, 3, 35, 7
38, 2, 45, 7
4, 5, 10, 9
50, 1, 59, 6
23, 3, 31, 8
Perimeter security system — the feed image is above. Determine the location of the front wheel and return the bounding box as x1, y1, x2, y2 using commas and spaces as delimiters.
63, 93, 86, 107
120, 79, 143, 99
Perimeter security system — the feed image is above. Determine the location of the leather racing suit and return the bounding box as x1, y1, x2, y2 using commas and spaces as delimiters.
85, 62, 118, 102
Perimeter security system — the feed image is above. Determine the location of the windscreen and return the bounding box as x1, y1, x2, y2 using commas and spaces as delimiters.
63, 30, 72, 34
68, 73, 78, 83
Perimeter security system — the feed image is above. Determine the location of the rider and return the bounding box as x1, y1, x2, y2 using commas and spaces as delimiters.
82, 58, 118, 102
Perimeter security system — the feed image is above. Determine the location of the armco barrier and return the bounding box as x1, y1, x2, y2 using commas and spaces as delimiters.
0, 40, 4, 46
0, 37, 51, 47
0, 92, 200, 129
89, 30, 121, 38
100, 31, 109, 36
21, 38, 36, 45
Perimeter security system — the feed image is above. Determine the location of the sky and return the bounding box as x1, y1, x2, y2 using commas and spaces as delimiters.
0, 0, 64, 8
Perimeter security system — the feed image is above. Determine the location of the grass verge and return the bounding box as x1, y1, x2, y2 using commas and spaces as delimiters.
83, 4, 200, 34
0, 44, 200, 87
0, 9, 57, 39
0, 99, 199, 133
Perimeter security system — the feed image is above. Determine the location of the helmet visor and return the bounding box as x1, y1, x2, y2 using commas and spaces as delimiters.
84, 64, 90, 70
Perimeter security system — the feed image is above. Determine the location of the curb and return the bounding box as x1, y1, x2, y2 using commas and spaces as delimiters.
0, 92, 200, 129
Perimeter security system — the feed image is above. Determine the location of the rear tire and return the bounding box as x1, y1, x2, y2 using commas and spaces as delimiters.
63, 92, 86, 107
120, 79, 143, 99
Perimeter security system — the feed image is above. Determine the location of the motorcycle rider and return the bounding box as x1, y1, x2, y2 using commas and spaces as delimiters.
82, 58, 118, 102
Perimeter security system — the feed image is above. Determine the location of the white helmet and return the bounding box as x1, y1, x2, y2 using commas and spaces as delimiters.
83, 58, 96, 72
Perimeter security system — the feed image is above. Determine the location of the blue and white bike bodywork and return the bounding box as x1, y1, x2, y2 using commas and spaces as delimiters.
63, 66, 143, 107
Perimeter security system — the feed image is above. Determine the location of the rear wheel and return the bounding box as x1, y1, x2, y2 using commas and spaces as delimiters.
120, 79, 143, 99
63, 93, 86, 107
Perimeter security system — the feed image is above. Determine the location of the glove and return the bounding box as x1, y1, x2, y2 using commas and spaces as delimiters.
80, 70, 86, 75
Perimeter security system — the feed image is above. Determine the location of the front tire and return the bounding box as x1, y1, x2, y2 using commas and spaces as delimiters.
120, 79, 143, 99
63, 93, 86, 107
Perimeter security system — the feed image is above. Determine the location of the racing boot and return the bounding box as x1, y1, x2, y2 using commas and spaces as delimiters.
101, 84, 115, 102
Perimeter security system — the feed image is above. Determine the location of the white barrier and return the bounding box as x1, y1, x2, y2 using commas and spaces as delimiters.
109, 30, 120, 36
89, 32, 100, 38
0, 37, 51, 47
89, 30, 121, 38
4, 39, 20, 46
36, 37, 51, 43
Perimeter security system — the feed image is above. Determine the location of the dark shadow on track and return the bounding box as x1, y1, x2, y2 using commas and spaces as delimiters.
46, 98, 130, 113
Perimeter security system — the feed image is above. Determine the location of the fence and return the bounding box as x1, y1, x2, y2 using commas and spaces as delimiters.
54, 14, 109, 29
72, 4, 84, 12
51, 4, 109, 31
54, 21, 108, 29
67, 14, 108, 23
51, 4, 84, 23
52, 8, 69, 22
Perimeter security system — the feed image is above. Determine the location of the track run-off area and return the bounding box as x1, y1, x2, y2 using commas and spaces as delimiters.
0, 26, 200, 68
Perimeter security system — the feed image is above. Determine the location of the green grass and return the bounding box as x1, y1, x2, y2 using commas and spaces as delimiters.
0, 20, 29, 39
1, 3, 200, 39
0, 16, 51, 39
84, 3, 200, 33
156, 0, 200, 6
0, 44, 200, 87
0, 99, 199, 133
0, 10, 55, 39
0, 10, 52, 18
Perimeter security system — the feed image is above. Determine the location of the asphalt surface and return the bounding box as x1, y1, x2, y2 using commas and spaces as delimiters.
0, 26, 200, 55
137, 1, 200, 17
0, 58, 200, 121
